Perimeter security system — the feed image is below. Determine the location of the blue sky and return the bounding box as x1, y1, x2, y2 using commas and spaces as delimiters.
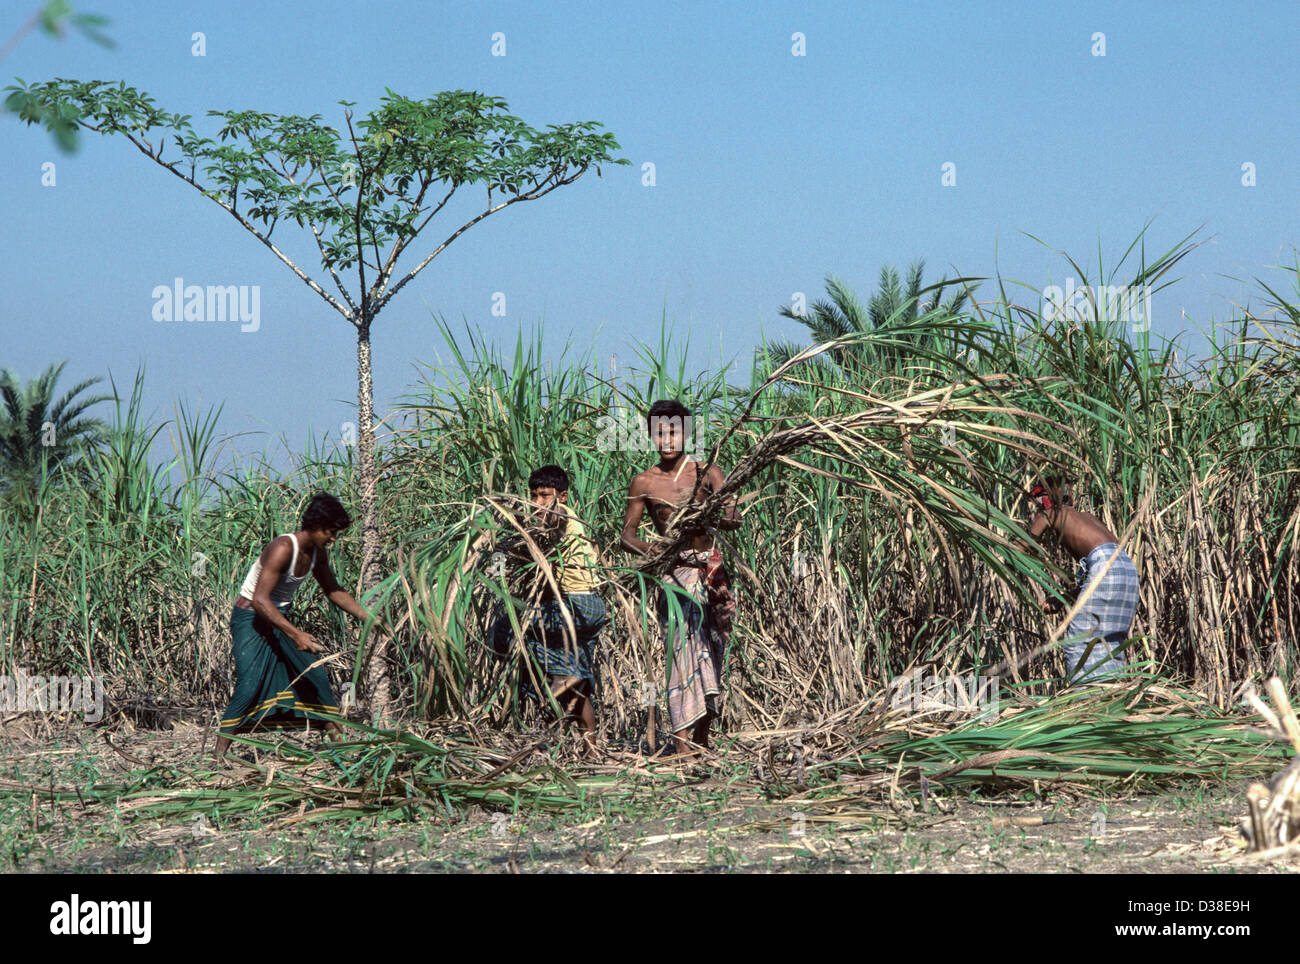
3, 0, 1298, 468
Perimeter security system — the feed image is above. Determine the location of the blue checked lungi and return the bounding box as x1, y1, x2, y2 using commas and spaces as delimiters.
488, 592, 607, 694
1065, 543, 1139, 682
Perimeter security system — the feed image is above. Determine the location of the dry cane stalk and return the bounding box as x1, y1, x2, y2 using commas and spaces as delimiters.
1240, 677, 1300, 852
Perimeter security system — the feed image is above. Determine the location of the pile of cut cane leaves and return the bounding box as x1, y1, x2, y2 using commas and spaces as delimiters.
0, 671, 1289, 833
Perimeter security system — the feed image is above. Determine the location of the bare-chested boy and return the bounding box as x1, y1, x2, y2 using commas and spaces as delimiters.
620, 399, 741, 756
1025, 477, 1139, 682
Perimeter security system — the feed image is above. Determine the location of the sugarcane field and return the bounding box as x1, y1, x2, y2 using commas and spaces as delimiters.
2, 2, 1298, 916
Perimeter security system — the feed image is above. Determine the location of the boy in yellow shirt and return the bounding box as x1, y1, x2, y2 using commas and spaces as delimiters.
488, 465, 607, 753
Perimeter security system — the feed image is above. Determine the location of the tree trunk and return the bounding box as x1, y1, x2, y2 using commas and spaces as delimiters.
356, 323, 391, 722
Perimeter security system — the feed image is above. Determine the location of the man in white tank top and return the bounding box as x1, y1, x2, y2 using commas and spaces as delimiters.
215, 493, 392, 759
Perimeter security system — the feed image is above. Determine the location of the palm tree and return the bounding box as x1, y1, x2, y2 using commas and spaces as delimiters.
761, 260, 978, 377
0, 361, 110, 511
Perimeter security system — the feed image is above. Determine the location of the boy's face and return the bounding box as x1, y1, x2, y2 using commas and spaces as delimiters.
307, 527, 344, 549
529, 485, 567, 517
649, 415, 689, 458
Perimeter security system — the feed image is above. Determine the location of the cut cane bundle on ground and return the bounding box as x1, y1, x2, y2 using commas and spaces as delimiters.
1239, 678, 1300, 853
0, 670, 1289, 836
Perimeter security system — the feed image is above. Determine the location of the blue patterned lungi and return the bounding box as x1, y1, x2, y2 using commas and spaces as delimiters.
1065, 542, 1139, 682
488, 592, 608, 695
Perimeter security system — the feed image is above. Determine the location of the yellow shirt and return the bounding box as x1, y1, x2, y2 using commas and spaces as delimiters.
555, 503, 601, 595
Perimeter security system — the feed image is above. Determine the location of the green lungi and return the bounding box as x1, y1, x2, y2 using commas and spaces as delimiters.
218, 606, 340, 734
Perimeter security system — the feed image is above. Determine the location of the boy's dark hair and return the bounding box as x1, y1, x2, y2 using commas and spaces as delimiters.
646, 398, 691, 432
528, 464, 569, 492
302, 493, 352, 532
1041, 474, 1074, 497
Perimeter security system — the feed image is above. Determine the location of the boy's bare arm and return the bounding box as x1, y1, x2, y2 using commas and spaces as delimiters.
313, 551, 391, 637
1026, 512, 1051, 543
620, 475, 653, 556
705, 464, 742, 531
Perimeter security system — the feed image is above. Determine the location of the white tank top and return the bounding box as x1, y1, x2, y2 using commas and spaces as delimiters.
238, 533, 317, 607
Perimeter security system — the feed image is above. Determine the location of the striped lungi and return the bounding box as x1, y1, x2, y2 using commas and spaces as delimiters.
218, 606, 339, 734
659, 548, 732, 731
1065, 542, 1139, 682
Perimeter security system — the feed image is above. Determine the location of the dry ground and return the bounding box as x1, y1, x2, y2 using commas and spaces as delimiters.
1, 717, 1294, 874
